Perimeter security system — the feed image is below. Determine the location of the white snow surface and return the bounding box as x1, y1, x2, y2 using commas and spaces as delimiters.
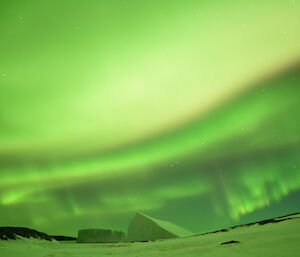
1, 213, 300, 257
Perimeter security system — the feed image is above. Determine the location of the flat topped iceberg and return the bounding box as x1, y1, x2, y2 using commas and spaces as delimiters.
77, 229, 125, 243
127, 212, 194, 242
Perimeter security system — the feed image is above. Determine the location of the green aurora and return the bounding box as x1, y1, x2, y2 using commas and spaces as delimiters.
0, 0, 300, 236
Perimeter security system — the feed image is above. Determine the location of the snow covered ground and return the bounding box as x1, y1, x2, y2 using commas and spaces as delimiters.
1, 213, 300, 257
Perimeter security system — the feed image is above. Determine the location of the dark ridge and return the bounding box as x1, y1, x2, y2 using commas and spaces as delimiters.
207, 229, 229, 234
230, 212, 300, 229
257, 217, 295, 225
0, 227, 52, 241
50, 235, 76, 241
220, 240, 240, 245
196, 211, 300, 237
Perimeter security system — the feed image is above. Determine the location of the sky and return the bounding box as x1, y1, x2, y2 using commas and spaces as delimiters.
0, 0, 300, 237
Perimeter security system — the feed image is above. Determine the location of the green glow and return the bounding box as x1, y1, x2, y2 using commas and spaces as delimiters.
0, 0, 300, 236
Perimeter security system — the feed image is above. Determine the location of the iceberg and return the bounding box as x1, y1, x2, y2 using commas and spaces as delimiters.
77, 229, 124, 243
127, 213, 193, 242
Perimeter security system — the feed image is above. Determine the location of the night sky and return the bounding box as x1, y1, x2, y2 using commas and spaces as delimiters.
1, 0, 300, 237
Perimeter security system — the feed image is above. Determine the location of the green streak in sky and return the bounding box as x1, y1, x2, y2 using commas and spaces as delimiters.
0, 0, 300, 236
1, 70, 299, 190
1, 69, 299, 226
